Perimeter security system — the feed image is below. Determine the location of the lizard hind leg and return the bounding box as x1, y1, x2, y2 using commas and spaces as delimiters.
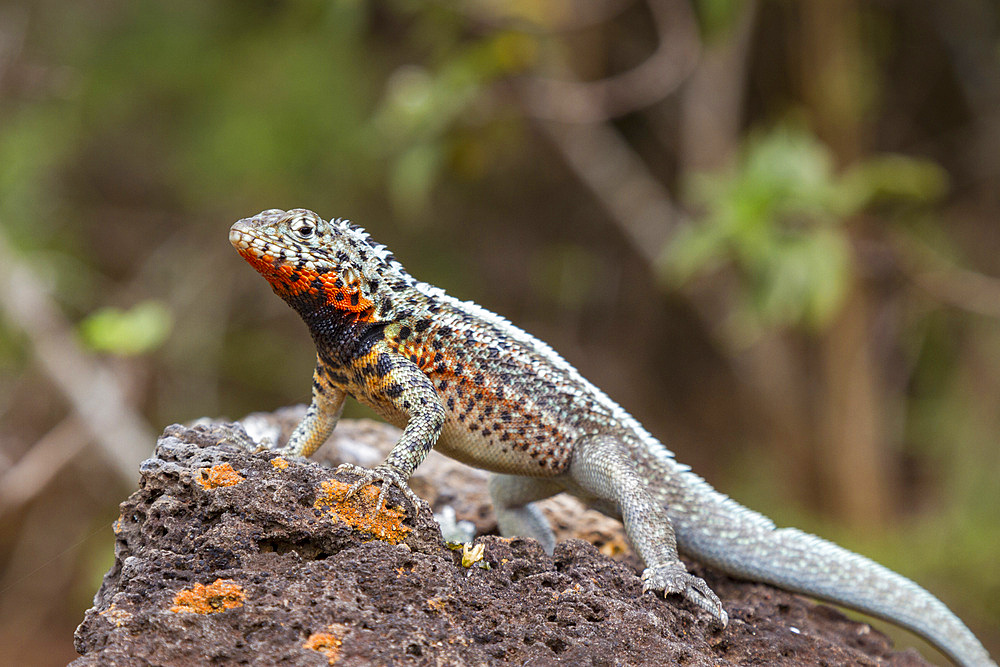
488, 474, 563, 554
568, 434, 728, 627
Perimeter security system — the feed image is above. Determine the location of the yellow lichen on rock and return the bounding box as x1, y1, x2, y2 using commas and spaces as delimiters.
313, 479, 411, 543
196, 463, 244, 489
170, 579, 245, 614
461, 542, 485, 568
270, 456, 290, 470
99, 603, 132, 627
425, 597, 447, 612
304, 629, 344, 664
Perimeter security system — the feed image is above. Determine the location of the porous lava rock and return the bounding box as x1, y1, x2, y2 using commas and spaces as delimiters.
73, 417, 930, 666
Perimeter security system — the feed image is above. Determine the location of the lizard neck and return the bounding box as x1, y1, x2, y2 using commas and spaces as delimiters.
301, 302, 388, 367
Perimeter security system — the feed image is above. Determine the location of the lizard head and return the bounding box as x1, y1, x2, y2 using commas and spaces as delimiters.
230, 208, 398, 321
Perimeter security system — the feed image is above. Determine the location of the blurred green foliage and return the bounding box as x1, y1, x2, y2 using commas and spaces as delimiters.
374, 28, 535, 218
81, 1, 377, 210
79, 300, 173, 356
664, 125, 947, 338
694, 0, 743, 41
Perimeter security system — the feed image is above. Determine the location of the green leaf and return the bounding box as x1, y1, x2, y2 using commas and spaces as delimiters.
79, 300, 173, 356
668, 123, 941, 334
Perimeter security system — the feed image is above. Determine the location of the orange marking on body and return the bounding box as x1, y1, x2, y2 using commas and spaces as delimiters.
318, 273, 373, 313
269, 265, 319, 298
236, 249, 315, 298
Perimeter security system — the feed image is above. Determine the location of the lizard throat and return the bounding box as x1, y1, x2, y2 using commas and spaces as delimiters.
234, 246, 374, 318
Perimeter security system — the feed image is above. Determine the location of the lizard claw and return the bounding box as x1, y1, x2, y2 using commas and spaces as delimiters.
642, 564, 728, 628
336, 462, 426, 514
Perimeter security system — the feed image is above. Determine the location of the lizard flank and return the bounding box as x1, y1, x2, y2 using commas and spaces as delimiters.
231, 208, 995, 667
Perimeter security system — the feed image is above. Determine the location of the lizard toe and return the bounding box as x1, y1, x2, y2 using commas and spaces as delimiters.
338, 463, 426, 513
642, 565, 728, 628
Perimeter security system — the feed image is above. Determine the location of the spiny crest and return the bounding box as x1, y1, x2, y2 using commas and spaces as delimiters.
329, 215, 412, 284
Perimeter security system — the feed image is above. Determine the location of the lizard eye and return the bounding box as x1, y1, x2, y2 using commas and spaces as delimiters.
289, 216, 316, 239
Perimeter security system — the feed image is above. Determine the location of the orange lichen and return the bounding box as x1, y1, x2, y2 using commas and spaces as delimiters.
170, 579, 245, 614
426, 597, 447, 612
313, 479, 411, 543
196, 463, 244, 489
304, 631, 343, 664
99, 603, 132, 627
270, 456, 290, 470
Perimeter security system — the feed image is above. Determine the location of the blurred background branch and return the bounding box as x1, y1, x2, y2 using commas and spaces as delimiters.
0, 233, 152, 489
519, 0, 701, 123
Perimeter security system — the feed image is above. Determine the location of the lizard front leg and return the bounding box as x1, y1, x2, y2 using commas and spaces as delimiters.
569, 434, 728, 627
337, 347, 446, 512
280, 356, 347, 458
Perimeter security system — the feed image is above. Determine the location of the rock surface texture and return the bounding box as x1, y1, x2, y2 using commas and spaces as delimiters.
73, 416, 931, 666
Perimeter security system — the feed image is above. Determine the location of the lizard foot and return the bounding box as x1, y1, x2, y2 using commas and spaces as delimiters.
222, 426, 274, 454
336, 462, 426, 514
642, 564, 728, 628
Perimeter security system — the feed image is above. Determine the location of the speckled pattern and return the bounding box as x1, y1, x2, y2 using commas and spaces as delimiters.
230, 208, 630, 476
231, 209, 994, 667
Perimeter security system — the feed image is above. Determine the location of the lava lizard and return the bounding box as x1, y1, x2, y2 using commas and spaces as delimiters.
230, 208, 995, 667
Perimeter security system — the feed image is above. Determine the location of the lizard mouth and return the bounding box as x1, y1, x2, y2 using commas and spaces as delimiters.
230, 221, 335, 304
229, 223, 325, 272
229, 225, 295, 261
228, 224, 304, 291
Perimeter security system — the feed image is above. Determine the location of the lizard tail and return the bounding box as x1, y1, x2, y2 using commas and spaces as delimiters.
651, 460, 995, 667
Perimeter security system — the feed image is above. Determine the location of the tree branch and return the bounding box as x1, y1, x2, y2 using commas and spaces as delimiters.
519, 0, 700, 122
0, 232, 153, 486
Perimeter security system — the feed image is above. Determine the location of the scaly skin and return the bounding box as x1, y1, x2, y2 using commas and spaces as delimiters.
231, 208, 995, 667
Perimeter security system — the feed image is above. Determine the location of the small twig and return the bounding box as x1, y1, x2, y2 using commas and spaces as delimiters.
0, 416, 89, 520
533, 120, 684, 265
910, 266, 1000, 320
519, 0, 700, 123
891, 236, 1000, 319
677, 0, 758, 171
515, 0, 700, 262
